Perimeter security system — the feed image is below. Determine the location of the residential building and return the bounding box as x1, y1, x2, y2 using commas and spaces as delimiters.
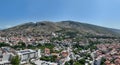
17, 49, 41, 64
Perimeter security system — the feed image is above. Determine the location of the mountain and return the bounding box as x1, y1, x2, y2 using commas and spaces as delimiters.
0, 21, 120, 37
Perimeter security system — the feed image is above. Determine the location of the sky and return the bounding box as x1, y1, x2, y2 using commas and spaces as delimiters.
0, 0, 120, 29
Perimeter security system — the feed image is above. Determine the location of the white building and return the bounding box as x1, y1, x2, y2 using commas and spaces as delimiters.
17, 49, 41, 64
0, 53, 12, 65
33, 60, 58, 65
0, 47, 15, 65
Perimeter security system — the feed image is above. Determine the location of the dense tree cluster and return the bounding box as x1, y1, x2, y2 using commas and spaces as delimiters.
11, 55, 20, 65
40, 55, 57, 62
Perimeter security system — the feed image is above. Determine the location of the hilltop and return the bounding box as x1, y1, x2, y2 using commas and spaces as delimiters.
0, 21, 120, 37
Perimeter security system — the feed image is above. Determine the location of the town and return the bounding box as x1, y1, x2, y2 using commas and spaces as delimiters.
1, 0, 120, 65
0, 31, 120, 65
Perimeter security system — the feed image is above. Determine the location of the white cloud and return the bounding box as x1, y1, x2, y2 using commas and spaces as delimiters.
4, 25, 13, 28
0, 25, 13, 29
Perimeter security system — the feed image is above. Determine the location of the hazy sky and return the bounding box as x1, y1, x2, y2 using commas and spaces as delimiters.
0, 0, 120, 29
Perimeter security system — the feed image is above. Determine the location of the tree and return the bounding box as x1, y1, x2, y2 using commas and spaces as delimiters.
0, 42, 10, 47
11, 55, 20, 65
78, 58, 85, 64
69, 60, 74, 65
12, 41, 26, 49
51, 55, 57, 62
65, 62, 69, 65
101, 57, 106, 65
74, 61, 82, 65
40, 55, 57, 62
18, 41, 26, 47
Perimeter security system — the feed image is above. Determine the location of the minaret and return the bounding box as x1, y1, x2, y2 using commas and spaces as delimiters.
37, 49, 41, 58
